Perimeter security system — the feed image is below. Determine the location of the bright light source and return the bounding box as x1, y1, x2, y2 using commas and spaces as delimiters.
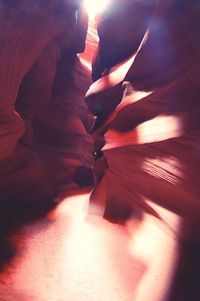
84, 0, 109, 19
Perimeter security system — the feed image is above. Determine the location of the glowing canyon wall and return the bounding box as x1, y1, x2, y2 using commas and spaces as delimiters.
87, 0, 200, 244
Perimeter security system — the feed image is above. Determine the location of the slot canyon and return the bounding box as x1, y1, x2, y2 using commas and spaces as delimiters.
0, 1, 200, 300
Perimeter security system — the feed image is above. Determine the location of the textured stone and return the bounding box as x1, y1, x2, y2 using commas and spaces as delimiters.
0, 1, 93, 205
88, 0, 200, 244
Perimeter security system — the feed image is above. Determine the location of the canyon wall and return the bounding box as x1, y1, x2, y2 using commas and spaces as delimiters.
87, 0, 200, 244
0, 0, 93, 210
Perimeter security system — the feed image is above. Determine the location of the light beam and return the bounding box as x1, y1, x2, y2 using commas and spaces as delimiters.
84, 0, 110, 19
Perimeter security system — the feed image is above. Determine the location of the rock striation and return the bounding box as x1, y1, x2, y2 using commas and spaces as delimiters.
0, 1, 93, 208
86, 0, 200, 244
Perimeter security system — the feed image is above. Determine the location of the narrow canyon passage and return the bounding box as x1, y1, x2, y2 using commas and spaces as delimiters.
0, 1, 200, 300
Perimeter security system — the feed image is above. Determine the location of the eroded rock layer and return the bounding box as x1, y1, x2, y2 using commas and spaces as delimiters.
87, 0, 200, 244
0, 1, 93, 207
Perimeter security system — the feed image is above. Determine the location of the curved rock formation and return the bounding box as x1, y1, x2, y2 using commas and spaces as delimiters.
0, 1, 93, 209
87, 0, 200, 244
